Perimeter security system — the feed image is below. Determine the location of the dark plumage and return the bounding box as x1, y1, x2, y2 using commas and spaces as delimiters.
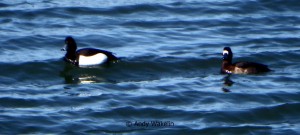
221, 47, 271, 74
62, 36, 118, 66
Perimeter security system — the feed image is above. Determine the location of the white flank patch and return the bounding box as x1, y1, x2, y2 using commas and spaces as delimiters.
78, 53, 108, 66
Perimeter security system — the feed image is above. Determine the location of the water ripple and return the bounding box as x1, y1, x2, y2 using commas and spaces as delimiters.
0, 0, 300, 134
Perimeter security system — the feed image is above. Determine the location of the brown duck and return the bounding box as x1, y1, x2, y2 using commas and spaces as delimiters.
221, 47, 271, 74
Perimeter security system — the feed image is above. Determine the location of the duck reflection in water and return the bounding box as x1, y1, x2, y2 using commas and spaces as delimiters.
222, 74, 234, 92
60, 62, 113, 84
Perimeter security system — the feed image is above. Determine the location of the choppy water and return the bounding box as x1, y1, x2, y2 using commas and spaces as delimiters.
1, 0, 300, 134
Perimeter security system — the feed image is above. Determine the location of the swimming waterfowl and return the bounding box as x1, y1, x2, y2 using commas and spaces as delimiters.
61, 36, 118, 66
221, 47, 271, 74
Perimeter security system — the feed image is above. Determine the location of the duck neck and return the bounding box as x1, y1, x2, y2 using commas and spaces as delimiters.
221, 60, 232, 73
223, 60, 232, 65
222, 60, 232, 66
65, 52, 76, 61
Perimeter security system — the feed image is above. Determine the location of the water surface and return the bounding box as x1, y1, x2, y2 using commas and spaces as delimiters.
0, 0, 300, 134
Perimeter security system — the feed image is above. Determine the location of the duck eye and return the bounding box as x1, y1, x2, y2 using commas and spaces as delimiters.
223, 50, 229, 55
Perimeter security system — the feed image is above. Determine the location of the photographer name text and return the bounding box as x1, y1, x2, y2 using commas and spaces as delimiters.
126, 120, 175, 128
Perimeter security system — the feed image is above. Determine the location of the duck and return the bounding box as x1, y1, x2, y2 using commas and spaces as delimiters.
61, 36, 118, 66
221, 47, 271, 74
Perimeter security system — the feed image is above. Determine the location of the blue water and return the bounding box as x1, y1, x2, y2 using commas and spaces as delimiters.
1, 0, 300, 134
